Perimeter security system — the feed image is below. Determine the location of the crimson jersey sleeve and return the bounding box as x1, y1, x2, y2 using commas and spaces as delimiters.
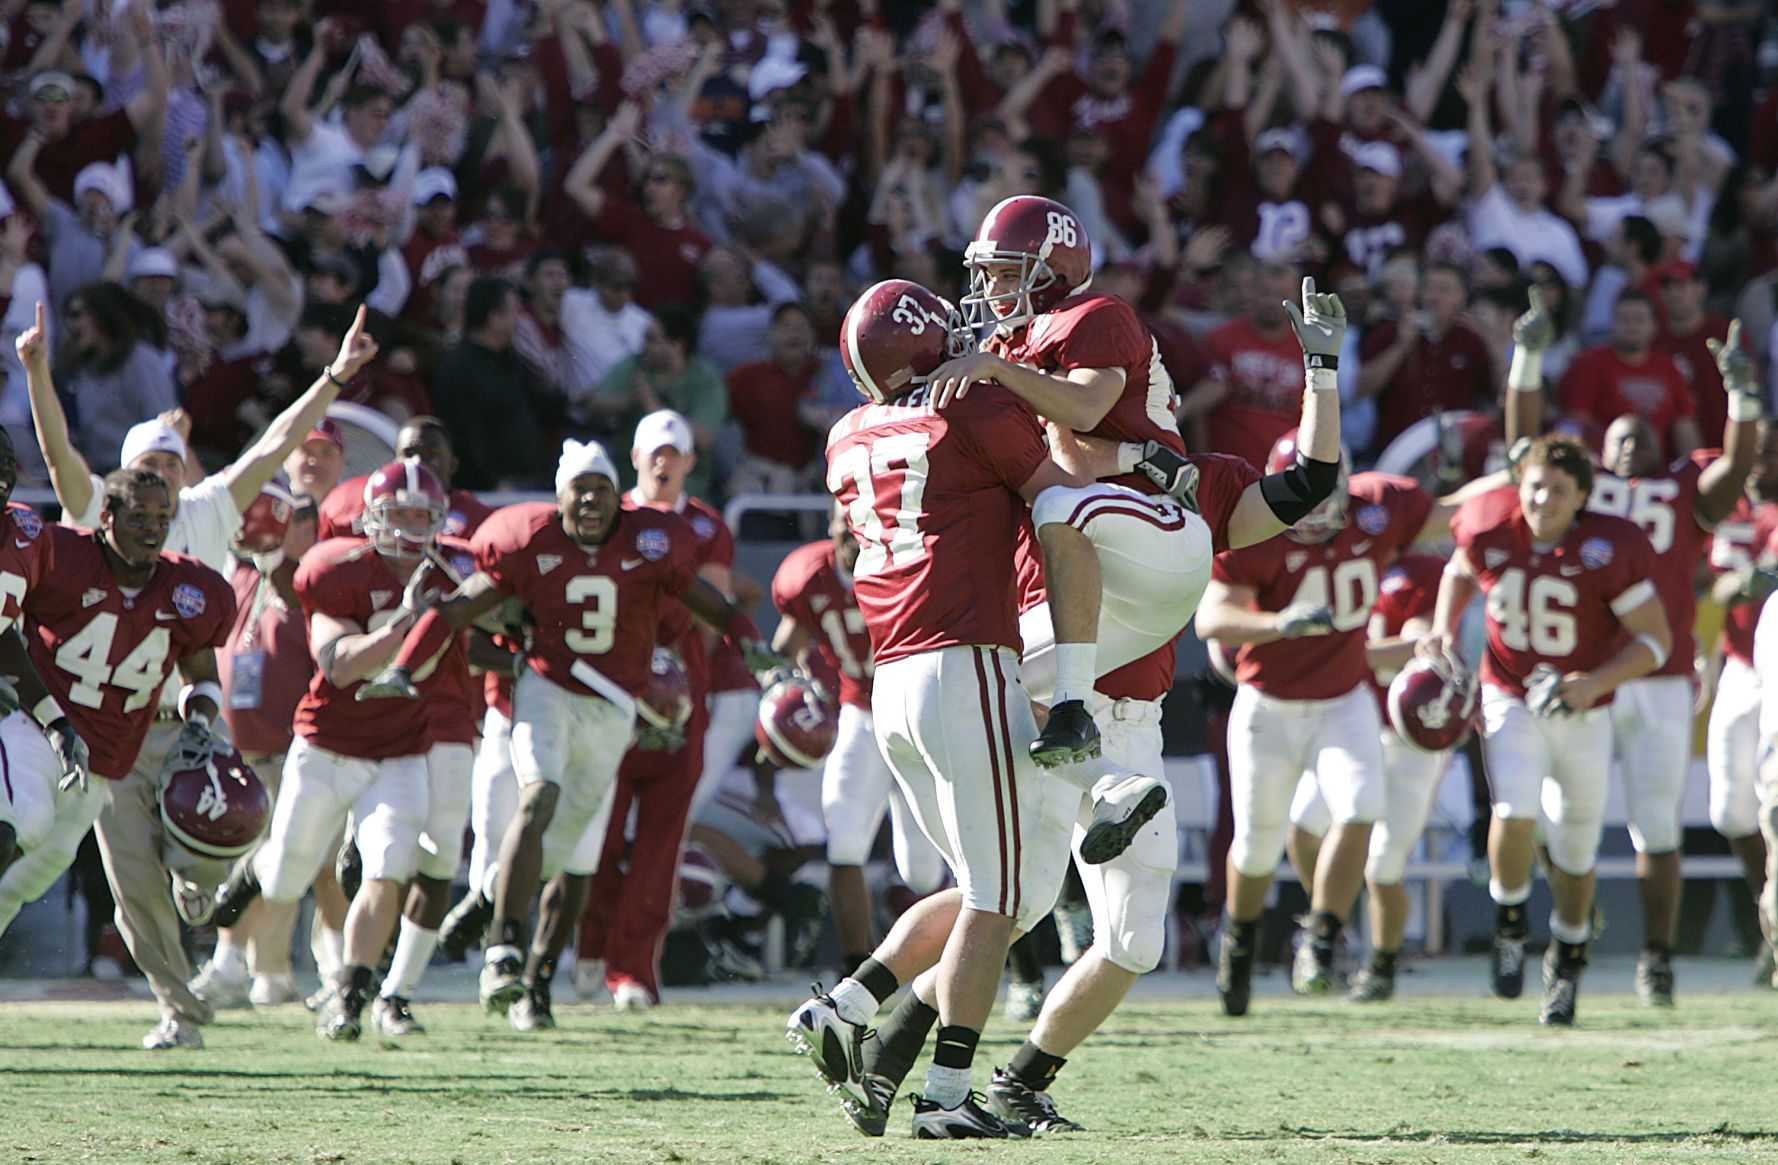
1021, 294, 1153, 377
951, 387, 1051, 494
318, 476, 370, 540
0, 504, 54, 633
1372, 552, 1448, 636
772, 540, 874, 708
1347, 473, 1435, 552
1190, 454, 1263, 554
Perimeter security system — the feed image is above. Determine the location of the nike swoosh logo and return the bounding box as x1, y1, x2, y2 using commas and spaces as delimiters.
13, 540, 28, 550
621, 558, 644, 571
156, 609, 176, 620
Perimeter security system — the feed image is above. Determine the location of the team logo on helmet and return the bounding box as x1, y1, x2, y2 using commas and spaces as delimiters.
172, 583, 206, 618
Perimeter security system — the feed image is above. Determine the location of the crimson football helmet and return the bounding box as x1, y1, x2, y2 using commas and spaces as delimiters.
963, 196, 1093, 332
361, 460, 446, 556
1266, 427, 1351, 543
839, 279, 969, 404
160, 748, 271, 859
756, 674, 839, 769
676, 843, 727, 923
236, 479, 297, 554
1387, 652, 1478, 754
639, 648, 692, 731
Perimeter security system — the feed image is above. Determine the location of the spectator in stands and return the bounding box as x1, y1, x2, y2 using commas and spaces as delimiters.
1358, 261, 1497, 452
401, 167, 468, 329
559, 246, 650, 421
281, 417, 346, 504
1582, 215, 1663, 346
1179, 258, 1310, 470
589, 306, 725, 502
54, 281, 176, 472
696, 246, 791, 375
6, 149, 141, 326
1560, 290, 1701, 460
278, 35, 400, 216
1462, 60, 1589, 289
1657, 258, 1737, 447
725, 301, 825, 497
431, 275, 551, 491
511, 248, 575, 398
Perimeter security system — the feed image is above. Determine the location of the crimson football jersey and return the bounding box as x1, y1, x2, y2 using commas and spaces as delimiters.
473, 502, 698, 700
293, 537, 467, 759
319, 475, 496, 541
1586, 452, 1714, 679
1368, 550, 1447, 703
420, 536, 480, 746
1213, 473, 1434, 701
772, 540, 873, 709
1097, 642, 1177, 702
24, 530, 235, 779
629, 491, 736, 698
1714, 495, 1778, 665
985, 292, 1185, 498
826, 383, 1049, 666
0, 504, 54, 634
219, 561, 310, 757
1451, 487, 1659, 706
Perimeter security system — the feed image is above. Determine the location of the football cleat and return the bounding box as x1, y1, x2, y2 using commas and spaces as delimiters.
1539, 944, 1583, 1027
304, 982, 335, 1013
1347, 966, 1395, 1004
210, 865, 262, 930
1029, 700, 1100, 768
189, 958, 252, 1010
372, 994, 425, 1036
1079, 774, 1169, 865
1003, 977, 1044, 1024
318, 985, 366, 1041
1490, 924, 1530, 1000
511, 981, 556, 1031
170, 873, 216, 927
436, 891, 494, 963
911, 1092, 1030, 1140
1634, 951, 1674, 1008
787, 987, 866, 1097
612, 981, 656, 1011
479, 944, 525, 1014
841, 1072, 898, 1138
142, 1016, 203, 1050
249, 971, 301, 1007
1134, 441, 1202, 512
1217, 926, 1255, 1017
1291, 939, 1334, 996
986, 1069, 1084, 1134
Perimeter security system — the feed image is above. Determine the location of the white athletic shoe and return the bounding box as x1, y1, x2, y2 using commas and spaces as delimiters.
189, 959, 251, 1010
142, 1017, 203, 1050
612, 981, 656, 1011
249, 971, 302, 1007
1079, 775, 1168, 865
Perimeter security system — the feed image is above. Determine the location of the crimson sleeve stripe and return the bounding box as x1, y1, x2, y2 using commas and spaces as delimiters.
971, 645, 1012, 917
990, 646, 1022, 921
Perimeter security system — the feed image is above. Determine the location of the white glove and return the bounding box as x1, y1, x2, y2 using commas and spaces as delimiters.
1512, 284, 1557, 354
1708, 319, 1761, 421
1282, 276, 1346, 367
1276, 602, 1335, 639
1524, 663, 1571, 719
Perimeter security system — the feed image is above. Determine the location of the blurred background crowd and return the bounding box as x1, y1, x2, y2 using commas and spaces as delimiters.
1, 0, 1774, 510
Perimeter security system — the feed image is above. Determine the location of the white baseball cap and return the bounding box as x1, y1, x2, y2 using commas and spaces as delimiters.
120, 419, 188, 471
1352, 141, 1402, 179
127, 247, 181, 281
412, 167, 458, 206
1340, 65, 1388, 98
631, 409, 694, 456
74, 161, 132, 214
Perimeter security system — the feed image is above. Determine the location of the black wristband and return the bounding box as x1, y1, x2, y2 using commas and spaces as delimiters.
1305, 352, 1339, 371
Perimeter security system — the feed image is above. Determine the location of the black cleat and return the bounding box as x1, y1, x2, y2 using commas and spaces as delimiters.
318, 984, 366, 1041
911, 1092, 1029, 1139
787, 987, 866, 1099
211, 865, 262, 930
510, 980, 556, 1031
1218, 927, 1255, 1017
1634, 950, 1674, 1008
1539, 943, 1586, 1027
437, 891, 494, 963
986, 1068, 1084, 1133
1078, 775, 1168, 865
1135, 440, 1201, 511
841, 1072, 897, 1138
1030, 700, 1100, 768
1490, 922, 1530, 1000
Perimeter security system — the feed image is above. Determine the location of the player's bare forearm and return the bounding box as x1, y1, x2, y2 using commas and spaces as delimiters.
318, 619, 413, 688
772, 616, 812, 658
929, 351, 1122, 432
1430, 559, 1479, 643
1195, 583, 1284, 647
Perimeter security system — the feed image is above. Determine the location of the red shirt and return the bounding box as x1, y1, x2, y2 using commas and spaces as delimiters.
628, 491, 732, 697
400, 229, 468, 328
1214, 474, 1434, 701
590, 198, 711, 312
0, 109, 137, 205
1559, 345, 1696, 457
219, 563, 311, 757
1713, 496, 1778, 664
0, 504, 53, 635
473, 503, 698, 699
1658, 315, 1735, 447
728, 358, 821, 468
1451, 488, 1659, 706
826, 384, 1049, 666
1334, 193, 1445, 278
24, 531, 234, 779
293, 538, 463, 759
1201, 317, 1308, 470
1588, 453, 1714, 678
1360, 319, 1496, 449
182, 352, 278, 460
987, 292, 1184, 498
319, 477, 495, 542
772, 540, 873, 709
1097, 643, 1177, 703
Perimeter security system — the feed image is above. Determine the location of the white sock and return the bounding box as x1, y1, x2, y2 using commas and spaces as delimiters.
1489, 880, 1531, 907
1549, 911, 1591, 946
1050, 643, 1096, 707
923, 1064, 972, 1108
316, 927, 345, 978
828, 978, 880, 1026
383, 917, 441, 999
210, 936, 247, 977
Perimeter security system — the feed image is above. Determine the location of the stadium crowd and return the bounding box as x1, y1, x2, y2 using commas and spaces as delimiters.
4, 0, 1778, 1142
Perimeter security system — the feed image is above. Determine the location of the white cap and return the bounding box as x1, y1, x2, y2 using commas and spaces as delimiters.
73, 161, 132, 214
1340, 65, 1388, 98
1255, 127, 1304, 163
413, 166, 458, 205
119, 419, 188, 471
747, 57, 807, 102
631, 409, 694, 456
556, 438, 620, 496
1352, 140, 1401, 179
127, 247, 180, 281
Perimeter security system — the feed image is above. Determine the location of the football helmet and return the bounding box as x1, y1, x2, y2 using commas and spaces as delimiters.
1266, 427, 1350, 543
361, 460, 446, 556
676, 843, 727, 924
755, 673, 839, 769
963, 195, 1093, 332
839, 279, 969, 404
236, 480, 297, 554
639, 648, 692, 731
160, 748, 272, 859
1387, 651, 1477, 754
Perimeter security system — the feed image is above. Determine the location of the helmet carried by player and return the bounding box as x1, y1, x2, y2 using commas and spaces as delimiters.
755, 672, 839, 769
963, 196, 1093, 332
839, 280, 970, 404
1387, 650, 1478, 754
361, 459, 446, 557
1267, 427, 1351, 543
236, 478, 297, 554
160, 748, 272, 859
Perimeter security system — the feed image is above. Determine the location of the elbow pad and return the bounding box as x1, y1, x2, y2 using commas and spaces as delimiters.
1259, 455, 1342, 525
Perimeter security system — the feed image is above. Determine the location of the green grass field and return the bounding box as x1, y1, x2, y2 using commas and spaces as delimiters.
6, 968, 1778, 1165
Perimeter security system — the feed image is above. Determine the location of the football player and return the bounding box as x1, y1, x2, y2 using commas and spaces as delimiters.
317, 416, 497, 541
1197, 434, 1499, 1014
1426, 434, 1671, 1025
1506, 298, 1759, 1006
357, 438, 782, 1017
770, 503, 946, 977
2, 469, 235, 1050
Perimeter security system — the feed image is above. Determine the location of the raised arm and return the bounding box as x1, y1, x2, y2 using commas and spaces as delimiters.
119, 1, 170, 132
279, 32, 332, 144
563, 100, 643, 220
5, 133, 50, 219
14, 302, 96, 519
1459, 58, 1498, 198
1406, 0, 1473, 123
1697, 321, 1762, 525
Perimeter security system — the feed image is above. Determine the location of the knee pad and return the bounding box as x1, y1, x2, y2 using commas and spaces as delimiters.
1230, 821, 1288, 880
1543, 819, 1601, 878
